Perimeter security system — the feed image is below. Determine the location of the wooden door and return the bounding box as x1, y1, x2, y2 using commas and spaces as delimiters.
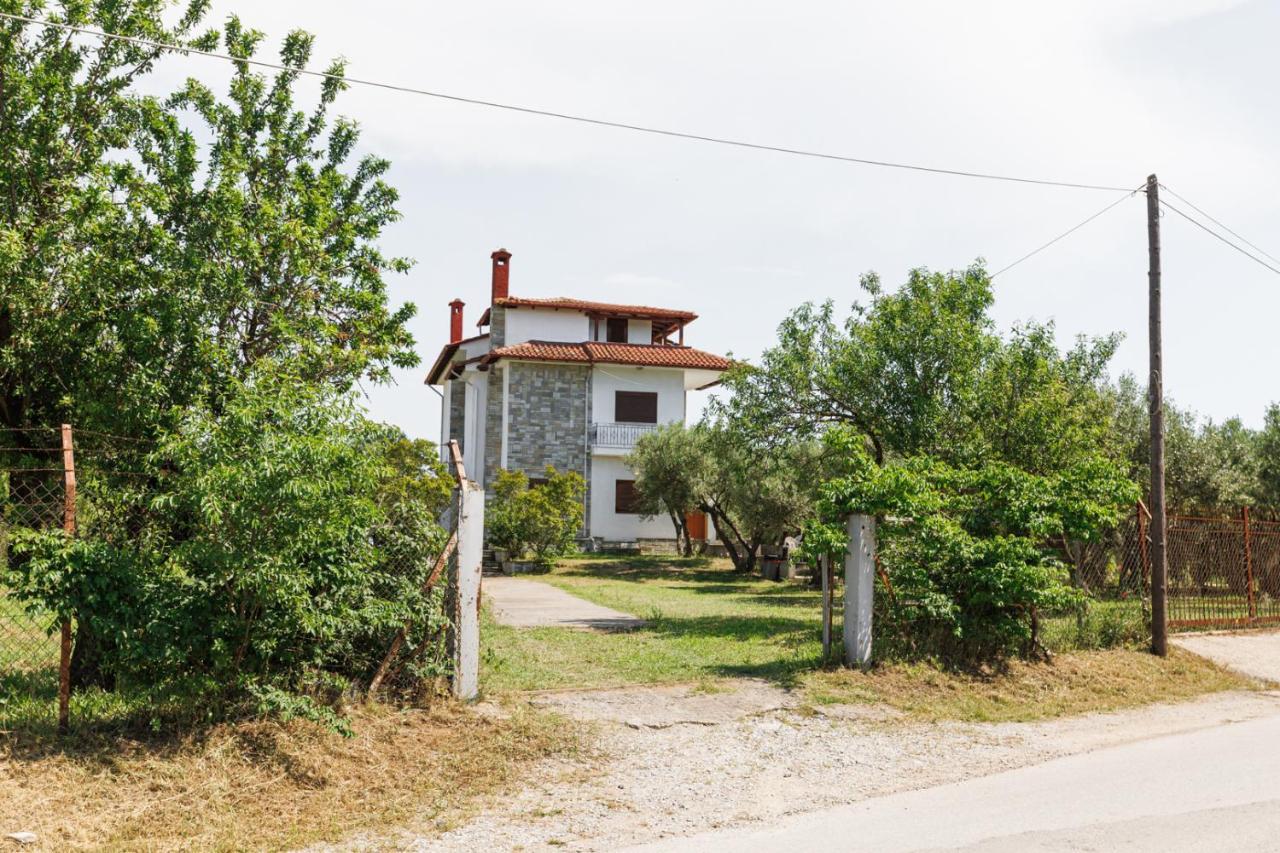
685, 511, 707, 540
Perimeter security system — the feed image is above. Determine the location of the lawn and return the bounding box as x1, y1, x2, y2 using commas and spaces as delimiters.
481, 555, 1260, 721
482, 555, 824, 691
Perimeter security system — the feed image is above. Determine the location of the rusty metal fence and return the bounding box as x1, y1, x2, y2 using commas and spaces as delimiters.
1085, 503, 1280, 631
1165, 509, 1280, 629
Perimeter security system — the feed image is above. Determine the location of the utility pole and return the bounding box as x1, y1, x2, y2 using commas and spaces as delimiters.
1147, 174, 1168, 657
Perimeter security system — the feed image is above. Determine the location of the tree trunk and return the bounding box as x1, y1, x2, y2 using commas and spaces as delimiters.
703, 503, 755, 572
69, 617, 116, 691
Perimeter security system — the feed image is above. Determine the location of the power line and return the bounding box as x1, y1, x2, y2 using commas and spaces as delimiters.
1158, 200, 1280, 277
990, 187, 1144, 278
1158, 184, 1280, 266
0, 11, 1137, 193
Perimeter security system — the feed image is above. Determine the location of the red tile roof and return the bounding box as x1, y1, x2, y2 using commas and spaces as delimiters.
482, 340, 731, 372
478, 296, 698, 327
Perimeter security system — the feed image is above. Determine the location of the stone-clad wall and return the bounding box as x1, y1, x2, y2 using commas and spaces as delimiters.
500, 361, 592, 535
489, 304, 506, 348
482, 368, 504, 492
448, 379, 466, 452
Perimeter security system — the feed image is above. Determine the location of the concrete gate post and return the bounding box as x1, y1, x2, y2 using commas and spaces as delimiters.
843, 513, 876, 669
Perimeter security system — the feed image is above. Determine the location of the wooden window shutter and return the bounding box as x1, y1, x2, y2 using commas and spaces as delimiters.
606, 317, 629, 343
615, 479, 639, 514
615, 391, 658, 424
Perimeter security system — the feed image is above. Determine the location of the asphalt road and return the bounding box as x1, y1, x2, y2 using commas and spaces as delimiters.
625, 633, 1280, 853
625, 712, 1280, 852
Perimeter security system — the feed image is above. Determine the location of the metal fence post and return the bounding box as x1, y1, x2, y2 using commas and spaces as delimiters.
1243, 505, 1256, 622
59, 424, 76, 735
820, 555, 833, 663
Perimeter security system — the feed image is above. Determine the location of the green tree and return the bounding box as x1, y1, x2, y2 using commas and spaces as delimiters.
713, 264, 1118, 476
7, 367, 450, 727
1, 5, 418, 440
631, 422, 825, 573
628, 424, 705, 556
1256, 404, 1280, 508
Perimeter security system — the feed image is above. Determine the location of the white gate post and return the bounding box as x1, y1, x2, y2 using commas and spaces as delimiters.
452, 482, 484, 700
843, 513, 876, 669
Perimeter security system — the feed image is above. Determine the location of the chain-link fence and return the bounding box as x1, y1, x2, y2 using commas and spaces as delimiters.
1165, 510, 1280, 629
1, 427, 71, 720
1064, 503, 1280, 632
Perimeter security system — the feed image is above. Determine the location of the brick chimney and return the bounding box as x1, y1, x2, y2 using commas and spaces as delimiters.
449, 299, 465, 343
491, 248, 512, 302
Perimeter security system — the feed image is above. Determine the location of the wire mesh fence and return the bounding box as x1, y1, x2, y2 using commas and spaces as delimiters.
1068, 503, 1280, 632
1165, 509, 1280, 629
1, 427, 71, 718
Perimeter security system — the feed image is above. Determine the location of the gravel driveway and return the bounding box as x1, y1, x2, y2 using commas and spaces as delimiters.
316, 679, 1280, 852
1172, 630, 1280, 683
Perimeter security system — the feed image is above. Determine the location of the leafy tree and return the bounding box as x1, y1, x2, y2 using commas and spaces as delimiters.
712, 265, 996, 464
1, 5, 418, 440
630, 423, 825, 573
1110, 376, 1261, 512
964, 322, 1119, 474
0, 0, 215, 435
1255, 405, 1280, 508
713, 264, 1119, 477
628, 424, 704, 556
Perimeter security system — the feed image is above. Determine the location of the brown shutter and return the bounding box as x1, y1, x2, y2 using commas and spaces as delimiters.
615, 391, 658, 424
606, 317, 629, 343
615, 480, 639, 514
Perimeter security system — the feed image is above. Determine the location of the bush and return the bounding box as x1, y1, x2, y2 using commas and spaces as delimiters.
818, 433, 1138, 663
4, 368, 452, 730
487, 467, 585, 563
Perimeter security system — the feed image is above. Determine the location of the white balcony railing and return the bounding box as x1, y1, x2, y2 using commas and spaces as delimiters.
591, 422, 659, 449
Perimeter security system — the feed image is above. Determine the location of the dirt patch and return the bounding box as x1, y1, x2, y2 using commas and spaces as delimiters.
529, 679, 805, 728
322, 681, 1280, 852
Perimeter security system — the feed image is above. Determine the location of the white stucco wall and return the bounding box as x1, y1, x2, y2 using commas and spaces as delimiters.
590, 455, 679, 540
591, 366, 687, 424
627, 319, 653, 344
462, 370, 487, 480
505, 307, 590, 345
457, 334, 491, 359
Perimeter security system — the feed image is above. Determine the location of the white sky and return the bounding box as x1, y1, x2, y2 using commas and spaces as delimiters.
162, 0, 1279, 438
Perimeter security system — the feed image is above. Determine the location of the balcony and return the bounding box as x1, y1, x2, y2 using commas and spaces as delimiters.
591, 422, 659, 450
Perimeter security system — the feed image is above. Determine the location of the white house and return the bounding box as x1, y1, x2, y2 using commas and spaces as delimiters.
425, 249, 730, 547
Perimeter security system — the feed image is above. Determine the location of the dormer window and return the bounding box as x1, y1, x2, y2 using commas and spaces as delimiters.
606, 317, 628, 343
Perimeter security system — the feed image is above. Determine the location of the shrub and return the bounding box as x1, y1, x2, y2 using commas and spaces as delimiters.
818, 432, 1138, 662
4, 368, 452, 730
487, 467, 585, 563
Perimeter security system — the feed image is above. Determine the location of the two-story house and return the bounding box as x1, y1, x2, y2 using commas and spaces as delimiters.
426, 249, 730, 547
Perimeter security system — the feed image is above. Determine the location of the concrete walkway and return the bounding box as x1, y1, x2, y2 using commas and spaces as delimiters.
482, 575, 647, 631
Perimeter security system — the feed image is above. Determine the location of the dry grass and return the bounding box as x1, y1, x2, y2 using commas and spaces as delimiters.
802, 647, 1265, 723
0, 702, 580, 851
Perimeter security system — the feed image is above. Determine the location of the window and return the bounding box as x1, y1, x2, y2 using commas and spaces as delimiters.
527, 476, 549, 489
615, 479, 640, 514
606, 317, 629, 343
615, 391, 658, 424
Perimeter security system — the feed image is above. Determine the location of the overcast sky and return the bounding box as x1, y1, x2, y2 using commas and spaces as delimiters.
164, 0, 1280, 438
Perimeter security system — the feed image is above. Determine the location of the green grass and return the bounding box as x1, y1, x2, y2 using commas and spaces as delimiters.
482, 555, 825, 692
480, 556, 1258, 723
